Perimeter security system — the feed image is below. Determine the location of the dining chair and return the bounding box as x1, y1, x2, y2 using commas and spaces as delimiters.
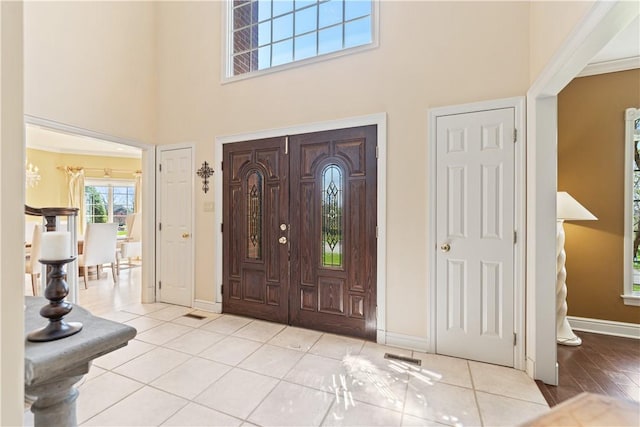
25, 224, 42, 295
119, 213, 142, 268
78, 222, 119, 288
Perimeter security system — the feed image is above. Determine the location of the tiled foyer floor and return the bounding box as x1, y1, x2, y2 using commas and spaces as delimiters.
25, 303, 548, 427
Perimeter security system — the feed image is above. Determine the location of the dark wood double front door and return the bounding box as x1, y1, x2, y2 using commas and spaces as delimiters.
222, 126, 377, 340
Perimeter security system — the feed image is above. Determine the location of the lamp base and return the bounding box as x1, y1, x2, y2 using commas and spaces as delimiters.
557, 315, 582, 346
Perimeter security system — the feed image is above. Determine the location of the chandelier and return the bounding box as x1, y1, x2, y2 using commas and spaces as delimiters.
26, 161, 41, 187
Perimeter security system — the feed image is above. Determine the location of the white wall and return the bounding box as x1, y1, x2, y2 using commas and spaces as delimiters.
155, 1, 531, 340
0, 2, 25, 424
24, 1, 156, 144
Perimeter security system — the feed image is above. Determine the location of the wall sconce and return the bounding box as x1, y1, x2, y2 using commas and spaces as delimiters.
196, 161, 214, 193
26, 160, 41, 187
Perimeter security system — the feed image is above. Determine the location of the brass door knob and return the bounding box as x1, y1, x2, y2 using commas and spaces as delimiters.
182, 232, 191, 239
440, 243, 451, 253
278, 236, 287, 244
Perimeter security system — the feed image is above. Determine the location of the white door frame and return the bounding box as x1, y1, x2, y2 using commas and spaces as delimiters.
156, 142, 195, 306
526, 0, 638, 385
24, 115, 157, 303
214, 113, 388, 342
427, 97, 526, 371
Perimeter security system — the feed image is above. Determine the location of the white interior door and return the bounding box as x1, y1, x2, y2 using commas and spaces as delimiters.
158, 146, 194, 307
435, 108, 515, 367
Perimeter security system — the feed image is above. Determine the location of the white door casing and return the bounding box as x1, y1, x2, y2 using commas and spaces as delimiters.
434, 106, 517, 367
157, 145, 194, 307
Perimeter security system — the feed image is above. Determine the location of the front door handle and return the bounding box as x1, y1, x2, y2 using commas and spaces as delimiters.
279, 236, 287, 244
440, 243, 451, 253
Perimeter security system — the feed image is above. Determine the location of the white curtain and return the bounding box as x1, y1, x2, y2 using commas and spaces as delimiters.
134, 171, 142, 213
66, 167, 85, 235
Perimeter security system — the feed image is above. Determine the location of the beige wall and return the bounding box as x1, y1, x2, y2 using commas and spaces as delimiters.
155, 1, 531, 337
558, 69, 640, 324
24, 1, 156, 144
25, 147, 142, 213
529, 0, 594, 83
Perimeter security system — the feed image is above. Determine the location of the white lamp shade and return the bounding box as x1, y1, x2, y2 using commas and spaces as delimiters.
557, 191, 598, 221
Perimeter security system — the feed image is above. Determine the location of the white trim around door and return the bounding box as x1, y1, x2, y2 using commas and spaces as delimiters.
427, 97, 526, 371
215, 113, 388, 342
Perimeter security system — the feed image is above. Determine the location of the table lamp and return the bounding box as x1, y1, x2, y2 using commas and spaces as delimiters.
556, 191, 597, 346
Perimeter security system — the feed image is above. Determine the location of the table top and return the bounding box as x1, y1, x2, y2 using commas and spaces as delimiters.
24, 296, 137, 386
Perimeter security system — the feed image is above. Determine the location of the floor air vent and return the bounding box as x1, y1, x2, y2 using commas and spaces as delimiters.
183, 313, 207, 320
384, 353, 422, 366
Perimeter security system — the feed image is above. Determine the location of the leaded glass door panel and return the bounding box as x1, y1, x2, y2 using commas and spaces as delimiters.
222, 137, 289, 323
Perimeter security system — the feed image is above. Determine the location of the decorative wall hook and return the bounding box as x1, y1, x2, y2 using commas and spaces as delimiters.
196, 161, 214, 193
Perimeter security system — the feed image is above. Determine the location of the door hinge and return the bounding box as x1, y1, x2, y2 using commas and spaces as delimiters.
285, 136, 289, 154
221, 223, 224, 233
375, 145, 379, 159
221, 284, 224, 295
159, 281, 162, 289
513, 129, 517, 143
513, 230, 517, 244
159, 163, 162, 172
159, 222, 162, 231
513, 332, 517, 346
221, 161, 223, 171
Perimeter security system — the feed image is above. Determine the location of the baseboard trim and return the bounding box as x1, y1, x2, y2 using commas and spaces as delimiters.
193, 299, 221, 313
384, 331, 429, 353
568, 316, 640, 339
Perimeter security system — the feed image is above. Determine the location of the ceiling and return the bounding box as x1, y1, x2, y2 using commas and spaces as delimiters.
26, 124, 142, 159
587, 15, 640, 65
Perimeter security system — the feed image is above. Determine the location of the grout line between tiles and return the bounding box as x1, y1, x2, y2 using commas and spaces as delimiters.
468, 360, 485, 427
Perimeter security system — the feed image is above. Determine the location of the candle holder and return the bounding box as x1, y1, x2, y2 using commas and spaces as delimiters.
27, 257, 83, 342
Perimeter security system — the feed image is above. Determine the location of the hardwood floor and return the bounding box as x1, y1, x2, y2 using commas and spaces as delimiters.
536, 331, 640, 406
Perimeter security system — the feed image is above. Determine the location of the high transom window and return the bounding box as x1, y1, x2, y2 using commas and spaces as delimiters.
227, 0, 375, 78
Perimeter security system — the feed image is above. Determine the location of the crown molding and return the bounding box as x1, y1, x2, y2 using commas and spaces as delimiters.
577, 56, 640, 77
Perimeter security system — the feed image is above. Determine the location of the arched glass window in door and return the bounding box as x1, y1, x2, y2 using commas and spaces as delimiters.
247, 170, 263, 260
321, 164, 343, 267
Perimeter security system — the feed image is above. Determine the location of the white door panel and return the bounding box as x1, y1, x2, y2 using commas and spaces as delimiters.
436, 108, 515, 367
158, 147, 193, 307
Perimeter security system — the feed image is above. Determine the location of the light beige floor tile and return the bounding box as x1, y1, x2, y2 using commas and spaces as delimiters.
136, 322, 193, 345
323, 399, 402, 426
268, 326, 323, 351
233, 319, 286, 342
83, 386, 187, 426
284, 353, 345, 392
170, 311, 220, 328
401, 414, 448, 426
200, 314, 252, 335
469, 361, 547, 404
249, 381, 334, 427
239, 344, 304, 378
124, 316, 165, 333
161, 402, 243, 426
404, 381, 481, 426
98, 310, 139, 323
410, 353, 472, 389
82, 365, 107, 383
76, 372, 143, 424
342, 353, 409, 412
310, 333, 365, 360
146, 305, 195, 321
114, 347, 191, 383
198, 335, 262, 366
152, 357, 231, 400
121, 302, 169, 315
93, 339, 156, 370
476, 391, 549, 426
164, 329, 226, 355
194, 368, 279, 419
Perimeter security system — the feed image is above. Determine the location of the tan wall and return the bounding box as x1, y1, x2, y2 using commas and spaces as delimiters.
155, 1, 531, 337
24, 1, 156, 144
529, 0, 594, 83
558, 69, 640, 324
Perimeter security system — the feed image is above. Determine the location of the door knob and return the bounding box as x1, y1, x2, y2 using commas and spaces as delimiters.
182, 232, 191, 239
440, 243, 451, 253
280, 223, 287, 231
278, 236, 287, 244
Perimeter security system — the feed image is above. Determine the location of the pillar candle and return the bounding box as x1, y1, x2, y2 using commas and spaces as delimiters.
40, 231, 71, 260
